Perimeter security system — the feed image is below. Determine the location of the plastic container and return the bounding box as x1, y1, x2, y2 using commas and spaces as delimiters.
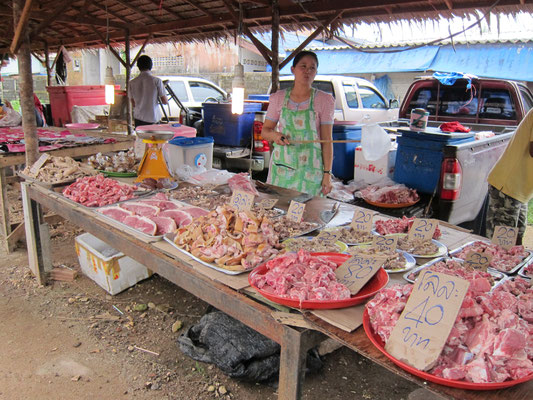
332, 123, 362, 180
393, 128, 475, 193
75, 233, 152, 295
163, 136, 214, 177
47, 85, 119, 126
136, 123, 196, 138
202, 102, 262, 147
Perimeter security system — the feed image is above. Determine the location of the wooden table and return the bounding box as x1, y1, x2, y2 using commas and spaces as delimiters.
20, 182, 532, 399
0, 130, 134, 252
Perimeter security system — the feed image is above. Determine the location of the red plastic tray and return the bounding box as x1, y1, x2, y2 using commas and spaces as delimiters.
248, 253, 389, 309
362, 309, 533, 390
363, 197, 419, 209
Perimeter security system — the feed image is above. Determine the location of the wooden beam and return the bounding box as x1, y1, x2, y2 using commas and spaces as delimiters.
130, 34, 152, 68
30, 0, 73, 37
242, 25, 272, 64
0, 9, 128, 29
9, 0, 32, 55
90, 25, 127, 69
44, 40, 51, 87
279, 10, 343, 70
145, 0, 182, 19
114, 0, 160, 24
89, 1, 131, 24
271, 0, 280, 93
31, 50, 43, 64
443, 0, 454, 10
180, 0, 213, 17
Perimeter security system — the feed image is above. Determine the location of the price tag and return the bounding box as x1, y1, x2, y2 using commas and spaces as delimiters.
372, 235, 398, 253
335, 255, 387, 295
385, 271, 469, 371
408, 218, 438, 241
229, 189, 254, 212
287, 200, 305, 223
491, 225, 518, 250
315, 230, 341, 244
350, 207, 375, 232
29, 153, 51, 175
257, 198, 278, 210
464, 251, 492, 271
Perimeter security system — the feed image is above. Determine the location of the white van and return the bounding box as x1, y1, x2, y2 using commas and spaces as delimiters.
274, 75, 399, 124
158, 76, 228, 120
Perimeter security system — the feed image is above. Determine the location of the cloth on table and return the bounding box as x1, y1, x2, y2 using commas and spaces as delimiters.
439, 121, 471, 132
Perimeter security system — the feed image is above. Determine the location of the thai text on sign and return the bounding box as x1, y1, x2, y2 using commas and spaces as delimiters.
335, 255, 386, 295
229, 190, 254, 212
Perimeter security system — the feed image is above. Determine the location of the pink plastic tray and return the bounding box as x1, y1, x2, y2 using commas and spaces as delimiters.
65, 123, 100, 130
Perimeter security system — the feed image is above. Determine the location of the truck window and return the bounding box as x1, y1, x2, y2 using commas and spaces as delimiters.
406, 88, 438, 115
168, 80, 188, 101
359, 86, 387, 109
190, 82, 225, 102
439, 82, 478, 117
479, 89, 516, 120
343, 83, 359, 108
520, 87, 533, 112
279, 80, 335, 97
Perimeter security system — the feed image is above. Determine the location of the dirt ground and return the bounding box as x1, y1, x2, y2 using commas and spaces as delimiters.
3, 184, 531, 400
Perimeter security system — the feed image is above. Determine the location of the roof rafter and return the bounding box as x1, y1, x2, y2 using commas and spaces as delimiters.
113, 0, 160, 24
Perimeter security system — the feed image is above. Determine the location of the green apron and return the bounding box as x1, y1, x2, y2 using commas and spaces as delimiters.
270, 88, 324, 196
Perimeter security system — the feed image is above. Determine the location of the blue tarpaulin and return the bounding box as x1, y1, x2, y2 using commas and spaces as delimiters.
277, 42, 533, 82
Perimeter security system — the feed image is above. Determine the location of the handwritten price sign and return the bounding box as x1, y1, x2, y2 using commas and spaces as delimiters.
408, 218, 438, 241
335, 255, 387, 295
372, 235, 398, 253
257, 198, 278, 210
385, 271, 469, 371
464, 251, 492, 271
350, 207, 375, 232
287, 200, 305, 223
315, 230, 341, 244
229, 190, 254, 212
491, 225, 518, 250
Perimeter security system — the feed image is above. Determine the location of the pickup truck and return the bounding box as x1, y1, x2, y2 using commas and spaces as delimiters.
385, 76, 533, 234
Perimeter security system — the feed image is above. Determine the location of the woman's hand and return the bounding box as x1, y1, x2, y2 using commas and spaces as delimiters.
321, 173, 332, 195
273, 132, 290, 146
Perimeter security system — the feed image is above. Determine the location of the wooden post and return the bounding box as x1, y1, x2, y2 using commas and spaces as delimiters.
13, 0, 38, 166
44, 40, 51, 87
271, 0, 280, 93
125, 30, 132, 135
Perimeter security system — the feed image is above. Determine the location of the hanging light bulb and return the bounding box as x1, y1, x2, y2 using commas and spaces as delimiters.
231, 62, 244, 114
104, 65, 115, 104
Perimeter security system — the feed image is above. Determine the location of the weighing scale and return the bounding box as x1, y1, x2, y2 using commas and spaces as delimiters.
134, 129, 174, 182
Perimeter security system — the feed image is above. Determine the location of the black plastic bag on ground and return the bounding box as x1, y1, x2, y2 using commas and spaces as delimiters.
178, 311, 323, 383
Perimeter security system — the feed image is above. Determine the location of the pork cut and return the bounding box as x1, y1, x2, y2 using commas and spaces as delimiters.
159, 209, 193, 227
122, 215, 157, 235
99, 206, 134, 223
119, 202, 160, 217
150, 216, 177, 235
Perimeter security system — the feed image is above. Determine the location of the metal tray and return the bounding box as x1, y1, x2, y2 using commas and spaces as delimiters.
163, 233, 248, 275
518, 262, 533, 279
96, 210, 165, 242
449, 240, 533, 274
403, 256, 505, 285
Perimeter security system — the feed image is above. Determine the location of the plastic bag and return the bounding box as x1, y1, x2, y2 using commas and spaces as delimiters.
360, 123, 390, 161
178, 311, 323, 383
0, 106, 22, 127
185, 168, 235, 186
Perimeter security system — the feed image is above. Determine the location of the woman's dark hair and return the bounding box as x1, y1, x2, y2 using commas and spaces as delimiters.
292, 51, 318, 67
137, 55, 153, 71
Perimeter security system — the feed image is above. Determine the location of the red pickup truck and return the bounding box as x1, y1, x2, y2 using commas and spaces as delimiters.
389, 77, 533, 234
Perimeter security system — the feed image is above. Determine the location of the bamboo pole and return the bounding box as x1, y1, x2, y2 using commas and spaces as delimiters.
125, 30, 132, 135
13, 0, 38, 166
271, 0, 279, 93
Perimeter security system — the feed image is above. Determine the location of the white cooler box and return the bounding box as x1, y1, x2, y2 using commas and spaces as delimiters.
353, 145, 397, 185
163, 136, 214, 178
75, 233, 152, 295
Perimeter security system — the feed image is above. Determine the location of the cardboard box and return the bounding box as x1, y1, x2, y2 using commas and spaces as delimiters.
75, 233, 151, 295
353, 146, 397, 185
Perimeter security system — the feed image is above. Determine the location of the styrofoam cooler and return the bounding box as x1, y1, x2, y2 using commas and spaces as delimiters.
75, 233, 152, 295
353, 145, 397, 185
163, 136, 214, 177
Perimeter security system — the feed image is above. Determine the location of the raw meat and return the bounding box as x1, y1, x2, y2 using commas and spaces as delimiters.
250, 250, 351, 302
180, 206, 209, 218
99, 206, 134, 222
360, 184, 419, 204
453, 241, 528, 272
375, 216, 442, 239
150, 216, 177, 235
122, 215, 157, 235
159, 209, 193, 228
228, 173, 259, 195
62, 174, 135, 207
366, 276, 533, 384
120, 202, 160, 217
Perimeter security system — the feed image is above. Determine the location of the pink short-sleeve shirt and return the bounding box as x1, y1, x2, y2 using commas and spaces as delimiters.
265, 89, 335, 132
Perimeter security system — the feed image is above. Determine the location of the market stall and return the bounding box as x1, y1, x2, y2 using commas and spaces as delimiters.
20, 175, 533, 399
0, 127, 134, 252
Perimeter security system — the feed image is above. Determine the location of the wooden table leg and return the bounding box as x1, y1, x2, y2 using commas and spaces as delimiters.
278, 326, 307, 400
21, 183, 51, 284
0, 167, 12, 253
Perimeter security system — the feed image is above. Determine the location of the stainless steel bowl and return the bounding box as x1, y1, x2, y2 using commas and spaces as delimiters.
135, 130, 174, 141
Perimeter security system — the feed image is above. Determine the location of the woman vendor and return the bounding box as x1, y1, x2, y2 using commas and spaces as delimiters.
261, 51, 335, 196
